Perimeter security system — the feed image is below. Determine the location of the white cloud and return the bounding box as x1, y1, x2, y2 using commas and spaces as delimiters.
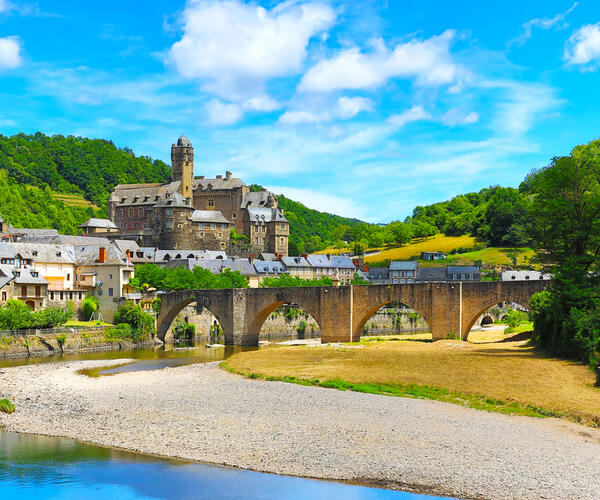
510, 3, 578, 46
387, 106, 430, 127
441, 108, 479, 126
243, 95, 281, 112
0, 36, 22, 70
205, 99, 243, 126
268, 185, 363, 218
564, 23, 600, 67
337, 96, 372, 119
169, 0, 335, 98
299, 30, 462, 92
279, 110, 325, 124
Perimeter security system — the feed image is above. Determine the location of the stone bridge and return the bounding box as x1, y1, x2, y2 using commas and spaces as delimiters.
156, 281, 547, 345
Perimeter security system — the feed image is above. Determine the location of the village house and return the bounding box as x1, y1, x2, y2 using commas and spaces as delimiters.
279, 256, 311, 279
500, 270, 551, 281
421, 251, 447, 261
389, 261, 418, 284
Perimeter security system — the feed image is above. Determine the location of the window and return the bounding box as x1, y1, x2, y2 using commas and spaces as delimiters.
222, 224, 226, 230
60, 292, 64, 300
400, 279, 405, 284
66, 273, 70, 280
408, 279, 413, 284
31, 272, 38, 278
200, 232, 205, 238
460, 273, 466, 280
1, 291, 5, 301
255, 237, 259, 244
511, 276, 516, 280
220, 242, 225, 250
469, 274, 473, 280
21, 285, 27, 297
211, 223, 216, 229
166, 208, 172, 216
218, 232, 222, 238
525, 275, 530, 280
129, 208, 133, 217
232, 212, 237, 218
280, 237, 284, 244
393, 271, 398, 277
108, 288, 113, 297
138, 207, 143, 217
208, 199, 214, 207
109, 274, 113, 280
393, 279, 398, 284
166, 220, 173, 230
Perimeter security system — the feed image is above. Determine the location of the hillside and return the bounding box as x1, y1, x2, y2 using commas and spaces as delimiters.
0, 132, 171, 208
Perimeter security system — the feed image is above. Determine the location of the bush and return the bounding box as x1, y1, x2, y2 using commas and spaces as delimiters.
0, 398, 15, 414
297, 319, 307, 335
105, 323, 133, 341
173, 321, 195, 340
82, 296, 99, 320
113, 301, 155, 341
503, 309, 529, 333
0, 300, 73, 331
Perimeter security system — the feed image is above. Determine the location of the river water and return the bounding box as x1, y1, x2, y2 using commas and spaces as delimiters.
0, 343, 453, 499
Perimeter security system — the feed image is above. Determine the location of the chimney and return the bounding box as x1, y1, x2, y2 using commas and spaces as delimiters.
99, 247, 106, 264
301, 253, 308, 259
216, 174, 222, 179
249, 254, 255, 264
199, 175, 205, 179
225, 171, 232, 181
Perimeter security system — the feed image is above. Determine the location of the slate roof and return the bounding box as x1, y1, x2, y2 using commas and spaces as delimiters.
367, 267, 389, 279
112, 240, 140, 255
329, 255, 355, 269
247, 207, 287, 223
253, 260, 287, 274
176, 134, 191, 147
78, 218, 118, 229
54, 235, 112, 246
241, 191, 274, 208
109, 181, 180, 207
193, 176, 246, 191
416, 267, 448, 282
74, 244, 130, 266
5, 226, 60, 238
280, 256, 310, 268
220, 258, 257, 276
500, 270, 551, 281
306, 254, 333, 268
153, 190, 191, 208
389, 261, 419, 271
154, 249, 227, 262
189, 210, 231, 224
0, 243, 77, 263
447, 266, 479, 274
12, 268, 49, 285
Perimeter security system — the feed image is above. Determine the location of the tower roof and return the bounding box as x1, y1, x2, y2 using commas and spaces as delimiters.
177, 135, 192, 147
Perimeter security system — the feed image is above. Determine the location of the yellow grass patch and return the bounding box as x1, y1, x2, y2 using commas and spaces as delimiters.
364, 234, 476, 263
53, 192, 99, 209
224, 332, 600, 427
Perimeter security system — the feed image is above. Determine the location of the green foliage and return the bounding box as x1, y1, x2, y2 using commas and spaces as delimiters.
56, 333, 67, 347
297, 319, 308, 335
230, 227, 249, 242
0, 300, 73, 331
113, 301, 155, 341
0, 132, 170, 208
129, 263, 249, 291
527, 146, 600, 366
0, 398, 15, 414
173, 320, 196, 340
275, 194, 362, 254
259, 274, 333, 287
105, 323, 134, 341
350, 272, 369, 285
152, 297, 161, 314
82, 296, 99, 320
502, 309, 529, 333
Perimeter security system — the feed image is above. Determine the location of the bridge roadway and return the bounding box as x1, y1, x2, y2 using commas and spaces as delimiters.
156, 281, 546, 345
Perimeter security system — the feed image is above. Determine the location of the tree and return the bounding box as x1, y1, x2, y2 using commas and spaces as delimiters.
527, 154, 600, 365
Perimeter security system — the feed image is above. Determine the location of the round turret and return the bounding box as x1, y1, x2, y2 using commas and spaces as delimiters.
177, 135, 192, 147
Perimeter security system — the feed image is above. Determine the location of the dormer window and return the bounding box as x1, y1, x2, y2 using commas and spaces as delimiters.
12, 271, 19, 277
133, 196, 139, 203
143, 196, 149, 202
31, 272, 38, 278
121, 198, 126, 203
175, 254, 181, 259
164, 254, 170, 261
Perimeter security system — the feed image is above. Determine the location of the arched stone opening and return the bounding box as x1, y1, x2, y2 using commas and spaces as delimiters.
355, 300, 433, 341
248, 299, 323, 344
259, 303, 321, 342
156, 294, 227, 344
465, 300, 531, 342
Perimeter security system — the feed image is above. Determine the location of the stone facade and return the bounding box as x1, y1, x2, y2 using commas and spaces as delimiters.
106, 136, 289, 256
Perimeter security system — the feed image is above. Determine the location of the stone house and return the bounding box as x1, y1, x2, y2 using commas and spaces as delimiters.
328, 255, 356, 284
447, 266, 480, 281
416, 266, 481, 283
73, 244, 135, 319
78, 218, 119, 235
279, 256, 311, 279
421, 251, 446, 261
389, 261, 418, 284
305, 254, 333, 279
500, 270, 551, 281
366, 267, 389, 284
106, 135, 289, 255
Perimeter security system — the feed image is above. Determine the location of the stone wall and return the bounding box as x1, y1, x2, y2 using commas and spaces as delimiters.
0, 327, 155, 359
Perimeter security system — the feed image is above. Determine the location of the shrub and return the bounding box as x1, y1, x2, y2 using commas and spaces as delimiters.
105, 323, 134, 341
503, 309, 529, 333
297, 319, 307, 335
82, 296, 99, 320
173, 321, 195, 340
0, 398, 15, 414
114, 301, 155, 341
56, 334, 67, 347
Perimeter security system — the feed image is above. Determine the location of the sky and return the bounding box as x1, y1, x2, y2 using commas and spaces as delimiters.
0, 0, 599, 222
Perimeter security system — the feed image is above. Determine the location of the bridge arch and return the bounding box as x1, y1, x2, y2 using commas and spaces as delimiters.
156, 290, 234, 343
360, 301, 430, 337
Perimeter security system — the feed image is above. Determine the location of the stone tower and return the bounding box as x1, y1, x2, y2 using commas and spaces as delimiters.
171, 135, 194, 200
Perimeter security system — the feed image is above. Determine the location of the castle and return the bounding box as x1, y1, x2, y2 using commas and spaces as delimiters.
105, 135, 289, 256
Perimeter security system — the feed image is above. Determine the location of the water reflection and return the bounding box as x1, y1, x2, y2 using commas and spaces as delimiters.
0, 432, 451, 499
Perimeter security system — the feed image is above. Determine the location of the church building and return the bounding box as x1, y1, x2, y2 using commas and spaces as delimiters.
106, 136, 289, 255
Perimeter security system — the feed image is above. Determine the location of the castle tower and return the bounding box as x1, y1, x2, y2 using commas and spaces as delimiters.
171, 135, 194, 200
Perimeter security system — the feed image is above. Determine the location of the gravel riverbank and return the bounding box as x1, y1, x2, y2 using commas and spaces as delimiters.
1, 360, 599, 499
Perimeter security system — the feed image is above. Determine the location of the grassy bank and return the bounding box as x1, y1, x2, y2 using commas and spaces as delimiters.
222, 330, 600, 427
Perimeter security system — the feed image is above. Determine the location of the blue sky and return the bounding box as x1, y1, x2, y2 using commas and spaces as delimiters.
0, 0, 599, 222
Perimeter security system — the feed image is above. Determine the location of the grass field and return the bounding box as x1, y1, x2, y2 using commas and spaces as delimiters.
223, 330, 600, 427
364, 234, 476, 263
64, 320, 112, 327
53, 192, 99, 209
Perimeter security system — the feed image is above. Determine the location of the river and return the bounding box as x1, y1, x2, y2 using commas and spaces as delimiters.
0, 343, 452, 499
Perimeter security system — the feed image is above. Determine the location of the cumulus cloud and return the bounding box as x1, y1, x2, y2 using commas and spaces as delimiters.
441, 108, 479, 126
564, 23, 600, 67
387, 106, 431, 128
169, 0, 335, 98
205, 99, 244, 126
299, 30, 461, 93
0, 36, 22, 70
279, 96, 373, 124
510, 2, 578, 46
337, 96, 372, 119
